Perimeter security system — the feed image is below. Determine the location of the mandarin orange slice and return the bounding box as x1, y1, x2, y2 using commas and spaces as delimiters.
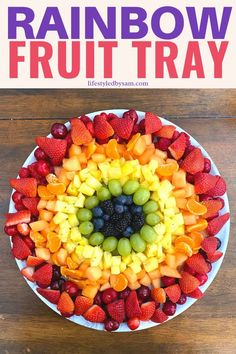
47, 182, 66, 195
110, 273, 128, 292
48, 235, 61, 253
174, 235, 195, 249
186, 219, 208, 233
188, 231, 204, 249
106, 139, 120, 159
157, 159, 178, 177
175, 242, 193, 257
38, 185, 55, 200
186, 199, 208, 216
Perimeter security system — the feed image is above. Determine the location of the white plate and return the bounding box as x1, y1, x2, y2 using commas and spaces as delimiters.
8, 109, 230, 332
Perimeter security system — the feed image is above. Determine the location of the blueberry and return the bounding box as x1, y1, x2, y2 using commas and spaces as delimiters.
115, 204, 124, 214
92, 207, 103, 218
125, 195, 133, 205
103, 214, 110, 221
123, 205, 128, 212
115, 195, 127, 205
93, 218, 104, 231
130, 204, 142, 215
123, 226, 134, 237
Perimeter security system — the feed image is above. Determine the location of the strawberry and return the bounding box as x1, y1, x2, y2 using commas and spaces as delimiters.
125, 290, 141, 319
74, 295, 93, 316
107, 299, 125, 323
21, 266, 34, 282
109, 116, 133, 140
207, 176, 227, 196
57, 291, 75, 317
144, 112, 162, 134
151, 309, 168, 323
207, 213, 230, 235
201, 237, 218, 254
70, 118, 93, 145
154, 125, 176, 139
179, 272, 200, 294
5, 210, 31, 227
36, 137, 67, 166
188, 288, 204, 299
37, 288, 60, 304
94, 114, 114, 140
194, 173, 218, 194
181, 148, 204, 175
83, 305, 106, 323
10, 178, 37, 197
207, 251, 223, 263
186, 253, 209, 274
140, 301, 156, 321
168, 132, 187, 160
22, 197, 39, 216
202, 199, 223, 219
26, 256, 44, 267
12, 235, 31, 260
164, 284, 181, 303
33, 263, 52, 287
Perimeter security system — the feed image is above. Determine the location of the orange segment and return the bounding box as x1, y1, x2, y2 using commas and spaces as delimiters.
186, 199, 208, 216
85, 142, 97, 159
127, 133, 141, 151
174, 235, 195, 249
186, 219, 208, 233
47, 235, 61, 253
110, 274, 128, 292
188, 231, 204, 249
38, 185, 55, 200
151, 288, 166, 303
175, 242, 193, 257
47, 182, 66, 195
157, 159, 178, 177
106, 139, 120, 159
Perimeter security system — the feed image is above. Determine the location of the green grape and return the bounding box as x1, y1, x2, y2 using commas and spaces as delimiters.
133, 187, 151, 206
143, 200, 159, 214
97, 187, 111, 201
79, 221, 94, 235
85, 196, 99, 209
102, 237, 118, 252
89, 232, 104, 246
123, 180, 140, 195
77, 208, 92, 221
145, 213, 160, 226
108, 180, 122, 196
140, 225, 157, 243
130, 233, 146, 252
117, 238, 132, 256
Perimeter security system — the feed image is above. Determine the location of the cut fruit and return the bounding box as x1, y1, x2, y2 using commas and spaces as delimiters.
110, 274, 128, 292
186, 199, 207, 216
157, 160, 178, 177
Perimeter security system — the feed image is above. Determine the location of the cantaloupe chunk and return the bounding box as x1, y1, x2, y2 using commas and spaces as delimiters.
140, 274, 152, 286
85, 266, 102, 281
30, 220, 49, 232
69, 144, 82, 157
136, 269, 146, 280
184, 183, 195, 198
182, 212, 198, 225
56, 248, 68, 265
152, 278, 161, 288
63, 156, 81, 172
35, 247, 50, 261
160, 265, 181, 278
165, 254, 176, 268
175, 198, 188, 210
123, 268, 138, 283
37, 199, 47, 210
100, 282, 111, 292
82, 285, 99, 299
175, 253, 188, 267
128, 281, 141, 290
138, 145, 155, 165
133, 136, 146, 156
39, 210, 54, 222
148, 269, 161, 280
172, 169, 186, 188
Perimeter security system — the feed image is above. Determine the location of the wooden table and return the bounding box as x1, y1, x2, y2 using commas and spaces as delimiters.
1, 89, 235, 354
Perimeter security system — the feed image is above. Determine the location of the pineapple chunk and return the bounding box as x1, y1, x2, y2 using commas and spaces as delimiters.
111, 266, 121, 275
64, 242, 76, 254
86, 176, 102, 190
143, 257, 159, 272
111, 256, 121, 266
68, 214, 79, 227
73, 174, 81, 188
53, 212, 68, 224
82, 245, 94, 258
79, 183, 95, 196
121, 162, 134, 176
70, 227, 82, 242
165, 197, 176, 208
108, 167, 122, 179
67, 183, 79, 196
75, 193, 86, 208
145, 244, 158, 258
129, 262, 142, 274
79, 237, 89, 246
79, 168, 90, 181
103, 252, 112, 269
120, 262, 127, 272
75, 245, 85, 257
122, 254, 132, 265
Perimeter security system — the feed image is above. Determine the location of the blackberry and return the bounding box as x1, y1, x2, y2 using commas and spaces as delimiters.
110, 213, 123, 224
116, 219, 129, 233
131, 213, 145, 232
123, 212, 132, 224
100, 200, 114, 216
101, 222, 118, 237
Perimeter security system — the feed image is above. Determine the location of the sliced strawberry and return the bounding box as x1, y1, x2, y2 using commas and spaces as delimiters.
10, 178, 37, 197
57, 291, 75, 317
145, 112, 162, 134
74, 295, 93, 316
202, 199, 223, 219
154, 125, 176, 139
179, 272, 200, 294
83, 304, 106, 323
207, 251, 223, 263
151, 309, 168, 323
207, 213, 230, 236
37, 288, 60, 304
125, 290, 141, 319
168, 132, 187, 160
107, 299, 125, 323
187, 288, 204, 299
181, 148, 204, 175
36, 137, 67, 166
12, 235, 31, 260
22, 197, 39, 216
21, 266, 34, 282
164, 284, 181, 303
186, 253, 209, 274
207, 176, 227, 196
5, 210, 31, 227
70, 118, 93, 145
33, 263, 52, 287
109, 116, 133, 140
140, 301, 156, 321
194, 173, 218, 194
201, 237, 218, 254
94, 114, 114, 140
26, 255, 44, 267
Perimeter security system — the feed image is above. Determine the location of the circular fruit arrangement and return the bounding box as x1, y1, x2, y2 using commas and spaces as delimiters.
5, 109, 230, 331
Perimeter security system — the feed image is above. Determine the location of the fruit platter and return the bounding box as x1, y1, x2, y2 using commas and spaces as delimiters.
4, 109, 230, 331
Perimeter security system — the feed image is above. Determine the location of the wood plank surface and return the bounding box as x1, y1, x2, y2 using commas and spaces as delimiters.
0, 90, 235, 354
